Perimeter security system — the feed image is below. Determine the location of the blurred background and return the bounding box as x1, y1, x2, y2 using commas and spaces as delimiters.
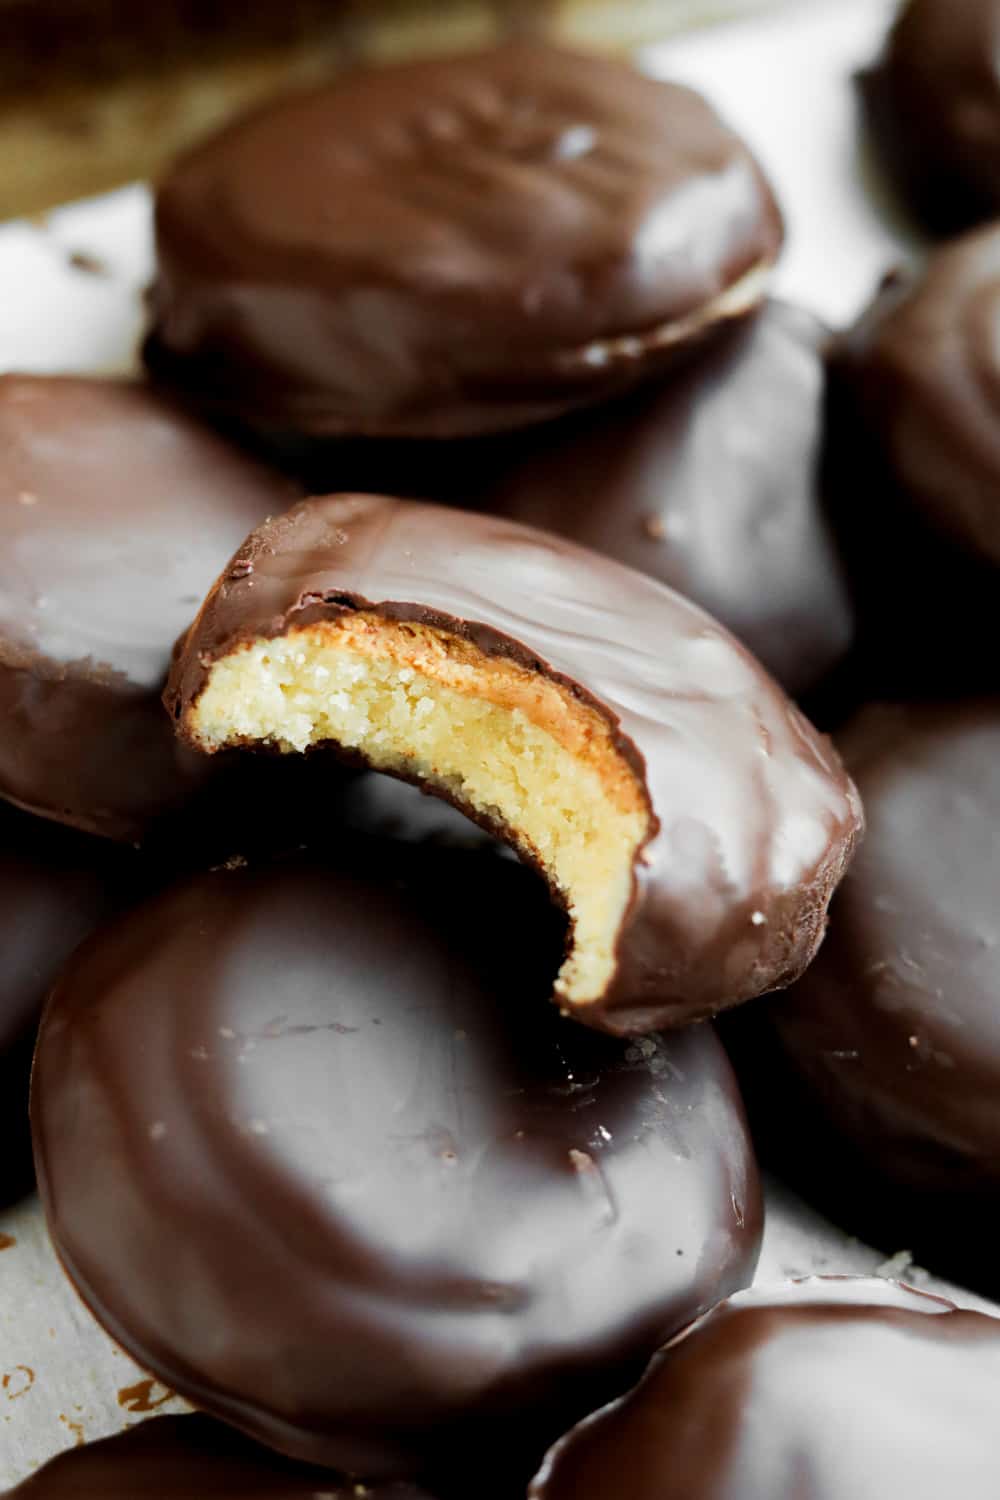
0, 0, 790, 216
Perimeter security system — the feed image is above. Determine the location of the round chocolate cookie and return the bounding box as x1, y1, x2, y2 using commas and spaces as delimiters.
166, 495, 862, 1036
0, 375, 295, 840
530, 1278, 1000, 1500
485, 302, 853, 698
0, 1418, 434, 1498
2, 1416, 436, 1498
836, 230, 1000, 570
742, 701, 1000, 1288
145, 43, 783, 442
33, 845, 762, 1480
0, 802, 144, 1204
862, 0, 1000, 234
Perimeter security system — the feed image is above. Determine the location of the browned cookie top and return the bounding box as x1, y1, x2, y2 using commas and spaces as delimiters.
146, 44, 782, 439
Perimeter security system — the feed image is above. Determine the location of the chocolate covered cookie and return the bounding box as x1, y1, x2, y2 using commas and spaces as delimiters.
837, 230, 1000, 569
33, 846, 761, 1478
166, 495, 861, 1035
0, 376, 294, 840
0, 802, 144, 1204
2, 1415, 435, 1497
145, 44, 782, 442
862, 0, 1000, 234
531, 1278, 1000, 1500
485, 302, 853, 698
740, 701, 1000, 1288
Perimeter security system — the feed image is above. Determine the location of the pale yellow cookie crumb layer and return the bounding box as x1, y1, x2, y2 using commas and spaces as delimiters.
188, 614, 651, 1006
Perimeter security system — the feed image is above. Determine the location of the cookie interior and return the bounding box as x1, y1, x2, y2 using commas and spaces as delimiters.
187, 614, 652, 1010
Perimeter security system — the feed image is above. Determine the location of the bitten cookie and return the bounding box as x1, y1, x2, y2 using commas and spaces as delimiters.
166, 495, 862, 1034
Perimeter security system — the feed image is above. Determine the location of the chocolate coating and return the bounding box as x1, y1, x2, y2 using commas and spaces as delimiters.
740, 701, 1000, 1287
0, 802, 142, 1204
145, 43, 783, 441
168, 495, 861, 1034
862, 0, 1000, 234
485, 302, 853, 697
32, 845, 762, 1478
0, 375, 295, 840
2, 1415, 434, 1497
822, 270, 1000, 707
530, 1277, 1000, 1500
837, 231, 1000, 570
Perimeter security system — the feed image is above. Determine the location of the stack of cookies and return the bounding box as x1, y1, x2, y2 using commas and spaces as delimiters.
5, 12, 1000, 1495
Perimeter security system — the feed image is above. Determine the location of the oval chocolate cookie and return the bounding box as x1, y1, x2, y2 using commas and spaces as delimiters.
145, 43, 782, 441
0, 802, 146, 1203
0, 376, 293, 840
33, 846, 761, 1478
836, 229, 1000, 569
741, 700, 1000, 1289
862, 0, 1000, 234
1, 1415, 436, 1498
166, 495, 862, 1035
485, 302, 853, 697
531, 1278, 1000, 1500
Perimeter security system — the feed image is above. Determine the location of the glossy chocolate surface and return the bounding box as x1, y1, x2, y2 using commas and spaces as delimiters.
862, 0, 1000, 234
168, 494, 861, 1033
2, 1415, 434, 1497
32, 845, 761, 1478
485, 302, 853, 697
836, 231, 1000, 569
145, 43, 782, 440
0, 375, 294, 840
822, 278, 1000, 707
0, 802, 143, 1205
0, 806, 133, 1056
531, 1278, 1000, 1500
742, 702, 1000, 1283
